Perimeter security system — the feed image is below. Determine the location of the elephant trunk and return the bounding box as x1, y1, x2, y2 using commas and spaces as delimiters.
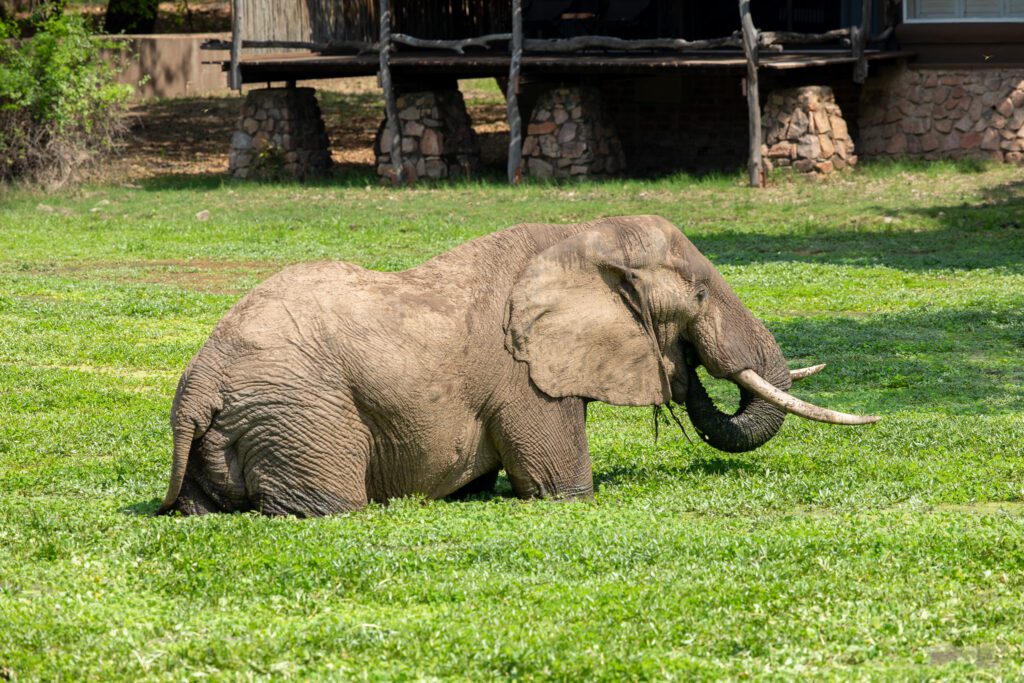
683, 352, 790, 454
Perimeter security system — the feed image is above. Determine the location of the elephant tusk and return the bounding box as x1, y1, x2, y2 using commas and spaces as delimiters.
790, 363, 826, 381
732, 369, 880, 425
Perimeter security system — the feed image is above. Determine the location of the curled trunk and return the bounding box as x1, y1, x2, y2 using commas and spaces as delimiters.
683, 363, 789, 454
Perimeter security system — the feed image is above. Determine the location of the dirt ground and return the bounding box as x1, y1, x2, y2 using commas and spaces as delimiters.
104, 77, 510, 183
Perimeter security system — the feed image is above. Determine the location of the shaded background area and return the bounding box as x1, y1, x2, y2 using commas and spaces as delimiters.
99, 77, 510, 182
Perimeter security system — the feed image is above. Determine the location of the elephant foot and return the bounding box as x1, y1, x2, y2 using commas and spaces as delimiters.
171, 476, 226, 516
251, 488, 368, 517
529, 482, 594, 502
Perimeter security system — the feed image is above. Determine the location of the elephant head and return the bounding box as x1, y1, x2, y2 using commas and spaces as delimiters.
505, 217, 876, 453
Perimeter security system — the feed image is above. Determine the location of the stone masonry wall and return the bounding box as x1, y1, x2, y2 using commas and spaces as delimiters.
520, 86, 625, 179
763, 86, 858, 174
860, 65, 1024, 163
375, 89, 481, 183
229, 87, 332, 180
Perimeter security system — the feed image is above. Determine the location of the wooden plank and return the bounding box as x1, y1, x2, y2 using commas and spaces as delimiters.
239, 0, 312, 55
524, 34, 742, 52
378, 0, 404, 184
234, 50, 913, 83
506, 0, 523, 184
739, 0, 763, 188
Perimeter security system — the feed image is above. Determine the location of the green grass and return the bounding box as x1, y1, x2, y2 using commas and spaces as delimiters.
2, 159, 1024, 680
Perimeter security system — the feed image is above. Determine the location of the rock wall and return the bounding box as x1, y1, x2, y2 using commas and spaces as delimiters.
228, 88, 332, 180
374, 90, 481, 182
763, 86, 857, 174
520, 86, 625, 179
860, 65, 1024, 163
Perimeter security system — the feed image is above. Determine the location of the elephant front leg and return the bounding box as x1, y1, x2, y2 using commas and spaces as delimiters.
491, 395, 593, 500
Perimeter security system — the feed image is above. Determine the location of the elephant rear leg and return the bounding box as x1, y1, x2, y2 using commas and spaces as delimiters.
174, 472, 224, 516
170, 431, 251, 516
254, 477, 368, 517
239, 403, 372, 517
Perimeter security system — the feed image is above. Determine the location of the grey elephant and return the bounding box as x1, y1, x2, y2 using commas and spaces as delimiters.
158, 216, 876, 516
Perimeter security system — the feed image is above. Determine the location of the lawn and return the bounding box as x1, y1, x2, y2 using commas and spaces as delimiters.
1, 159, 1024, 680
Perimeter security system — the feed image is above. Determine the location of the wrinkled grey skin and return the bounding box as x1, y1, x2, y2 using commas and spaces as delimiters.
159, 216, 792, 516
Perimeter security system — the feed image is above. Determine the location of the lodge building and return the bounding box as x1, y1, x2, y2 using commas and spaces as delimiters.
214, 0, 1024, 183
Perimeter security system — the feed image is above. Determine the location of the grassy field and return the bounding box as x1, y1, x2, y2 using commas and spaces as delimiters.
1, 159, 1024, 680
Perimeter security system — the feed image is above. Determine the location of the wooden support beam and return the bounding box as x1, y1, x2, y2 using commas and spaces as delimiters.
229, 0, 242, 90
506, 0, 523, 184
739, 0, 763, 188
378, 0, 404, 185
853, 0, 871, 83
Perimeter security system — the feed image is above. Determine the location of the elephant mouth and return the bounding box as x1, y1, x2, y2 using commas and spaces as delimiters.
673, 341, 878, 453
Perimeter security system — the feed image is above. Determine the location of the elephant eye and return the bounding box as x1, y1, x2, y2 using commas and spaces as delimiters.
696, 287, 708, 304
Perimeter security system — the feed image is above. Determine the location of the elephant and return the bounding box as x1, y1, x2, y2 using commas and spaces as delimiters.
157, 216, 876, 516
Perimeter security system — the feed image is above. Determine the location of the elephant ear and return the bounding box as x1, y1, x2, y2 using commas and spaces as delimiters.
505, 223, 671, 407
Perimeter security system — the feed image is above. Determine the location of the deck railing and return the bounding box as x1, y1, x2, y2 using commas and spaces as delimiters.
210, 0, 895, 186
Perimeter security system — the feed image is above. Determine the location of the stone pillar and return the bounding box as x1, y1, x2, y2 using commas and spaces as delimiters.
520, 86, 625, 179
374, 89, 481, 182
762, 86, 857, 174
229, 87, 332, 180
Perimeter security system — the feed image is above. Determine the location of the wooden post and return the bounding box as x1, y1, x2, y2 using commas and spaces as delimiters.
506, 0, 524, 184
853, 0, 871, 84
739, 0, 763, 188
378, 0, 404, 185
229, 0, 242, 91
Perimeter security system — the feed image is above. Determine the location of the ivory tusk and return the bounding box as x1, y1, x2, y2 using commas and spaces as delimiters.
733, 369, 880, 425
790, 363, 826, 381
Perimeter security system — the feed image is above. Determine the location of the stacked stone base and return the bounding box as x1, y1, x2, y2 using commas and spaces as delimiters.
375, 90, 481, 183
763, 86, 857, 175
229, 88, 332, 180
860, 66, 1024, 162
521, 86, 625, 179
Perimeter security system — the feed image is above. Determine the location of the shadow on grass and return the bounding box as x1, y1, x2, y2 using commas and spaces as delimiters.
770, 302, 1024, 416
594, 455, 761, 488
695, 180, 1024, 273
855, 157, 995, 177
125, 499, 161, 516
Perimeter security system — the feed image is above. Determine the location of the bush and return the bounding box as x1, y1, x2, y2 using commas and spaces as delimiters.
0, 11, 134, 186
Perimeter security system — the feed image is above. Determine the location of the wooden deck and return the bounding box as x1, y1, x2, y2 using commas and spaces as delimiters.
235, 49, 911, 83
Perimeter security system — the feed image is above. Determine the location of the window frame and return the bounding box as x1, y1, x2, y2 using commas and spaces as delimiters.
903, 0, 1024, 22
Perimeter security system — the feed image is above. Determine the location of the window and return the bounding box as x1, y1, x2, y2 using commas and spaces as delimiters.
906, 0, 1024, 20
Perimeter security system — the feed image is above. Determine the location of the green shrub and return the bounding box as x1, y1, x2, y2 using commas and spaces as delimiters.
0, 11, 133, 186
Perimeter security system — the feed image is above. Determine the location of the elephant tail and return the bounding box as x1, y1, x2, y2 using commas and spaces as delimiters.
155, 419, 195, 515
155, 360, 222, 516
